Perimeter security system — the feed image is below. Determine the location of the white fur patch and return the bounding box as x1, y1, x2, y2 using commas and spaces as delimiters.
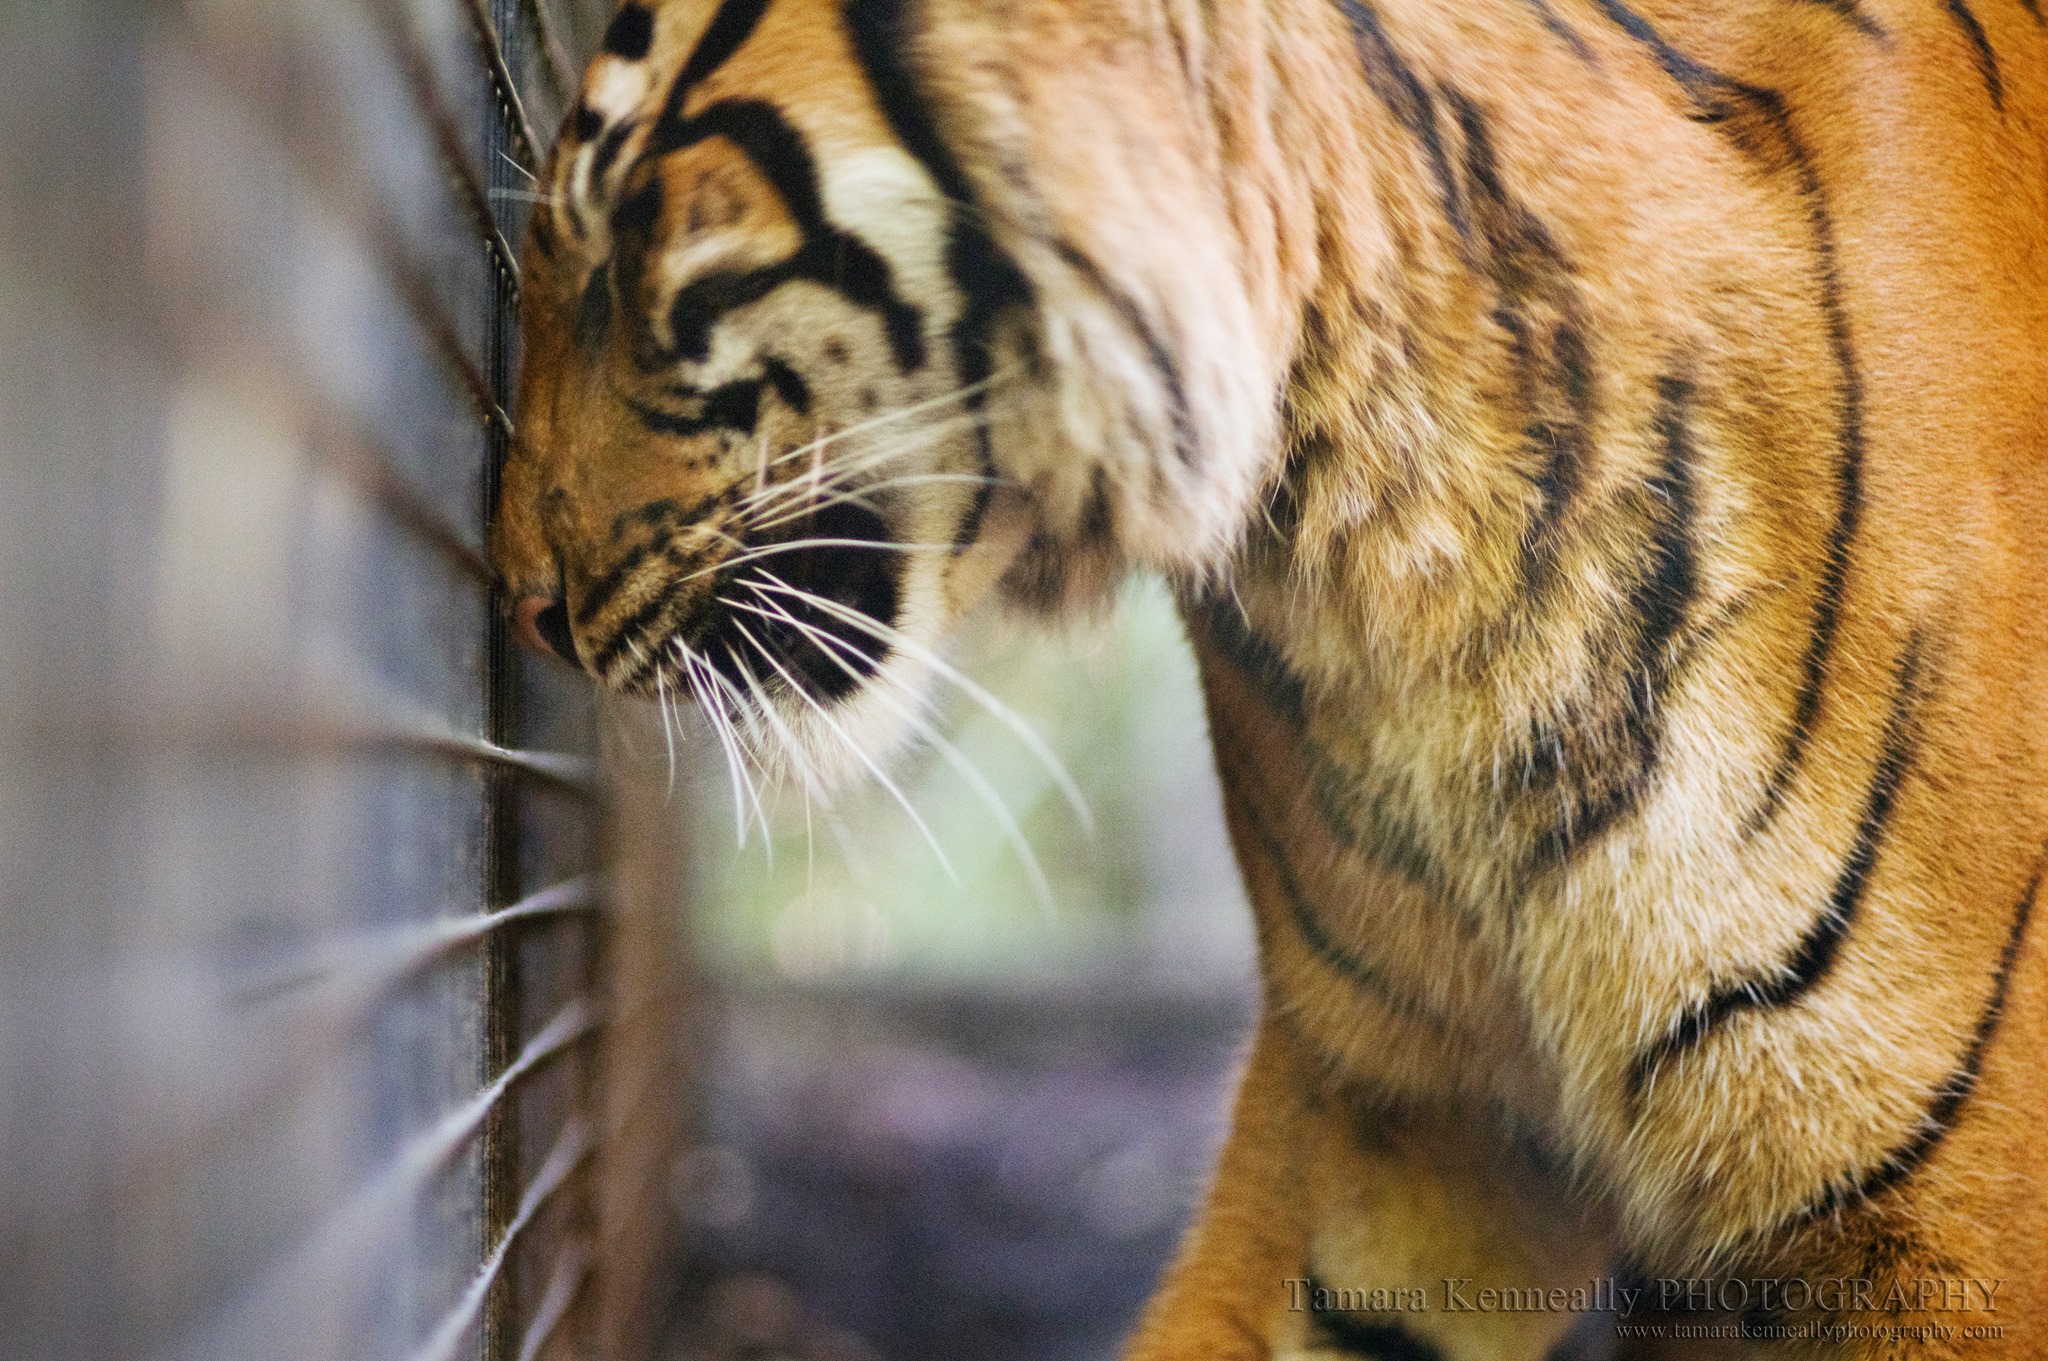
584, 58, 650, 122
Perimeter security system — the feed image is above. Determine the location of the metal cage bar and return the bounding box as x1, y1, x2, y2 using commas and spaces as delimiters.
0, 2, 690, 1359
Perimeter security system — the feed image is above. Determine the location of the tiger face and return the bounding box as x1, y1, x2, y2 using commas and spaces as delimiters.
492, 0, 1290, 785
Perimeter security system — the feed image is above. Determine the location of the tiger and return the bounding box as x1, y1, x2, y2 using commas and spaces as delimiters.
490, 0, 2048, 1355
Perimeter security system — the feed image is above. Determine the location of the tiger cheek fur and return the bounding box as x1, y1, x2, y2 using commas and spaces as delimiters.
496, 1, 2048, 1357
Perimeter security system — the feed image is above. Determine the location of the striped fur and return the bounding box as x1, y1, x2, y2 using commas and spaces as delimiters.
492, 1, 2048, 1355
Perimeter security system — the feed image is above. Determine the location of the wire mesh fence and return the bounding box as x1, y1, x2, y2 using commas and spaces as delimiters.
0, 2, 691, 1358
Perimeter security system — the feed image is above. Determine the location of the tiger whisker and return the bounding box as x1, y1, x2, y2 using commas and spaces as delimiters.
749, 572, 1094, 834
735, 414, 992, 508
665, 536, 951, 593
653, 663, 681, 799
712, 644, 797, 855
738, 396, 991, 486
741, 468, 1001, 538
498, 150, 539, 184
720, 636, 847, 853
677, 640, 775, 851
726, 616, 960, 885
724, 371, 1011, 516
489, 187, 565, 205
729, 590, 1057, 913
691, 639, 868, 879
733, 409, 993, 525
675, 646, 753, 848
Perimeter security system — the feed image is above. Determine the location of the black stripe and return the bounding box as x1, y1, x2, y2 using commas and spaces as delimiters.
2024, 0, 2045, 26
1440, 89, 1591, 611
602, 3, 656, 59
1629, 633, 1928, 1100
576, 262, 613, 347
629, 99, 926, 373
627, 381, 763, 439
660, 267, 780, 364
1194, 599, 1311, 724
1529, 323, 1592, 557
1942, 0, 2005, 109
842, 0, 1036, 552
1333, 0, 1471, 247
528, 207, 562, 262
1308, 764, 1467, 912
610, 177, 662, 240
1634, 377, 1702, 678
664, 0, 772, 115
590, 569, 689, 676
1306, 1279, 1449, 1361
613, 491, 719, 536
576, 542, 655, 627
760, 354, 812, 415
1790, 0, 1889, 39
656, 99, 925, 370
660, 238, 926, 374
590, 119, 639, 187
1196, 601, 1467, 913
1587, 0, 1723, 85
1079, 465, 1115, 544
1799, 843, 2044, 1218
577, 487, 736, 626
1227, 740, 1447, 1034
1051, 240, 1199, 466
657, 98, 827, 230
842, 0, 975, 205
1520, 0, 1600, 62
1525, 372, 1698, 863
1588, 1, 1867, 843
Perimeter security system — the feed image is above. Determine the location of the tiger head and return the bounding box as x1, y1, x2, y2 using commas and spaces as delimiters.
493, 0, 1295, 785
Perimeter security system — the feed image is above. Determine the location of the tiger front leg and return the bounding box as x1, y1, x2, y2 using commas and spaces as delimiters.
1123, 1016, 1614, 1361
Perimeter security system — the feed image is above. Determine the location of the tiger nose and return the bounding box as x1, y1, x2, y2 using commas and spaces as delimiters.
512, 595, 579, 665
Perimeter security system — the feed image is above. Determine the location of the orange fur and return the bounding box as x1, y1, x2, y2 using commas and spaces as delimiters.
494, 1, 2048, 1354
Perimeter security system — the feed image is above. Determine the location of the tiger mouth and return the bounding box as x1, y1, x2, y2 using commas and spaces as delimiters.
636, 499, 901, 707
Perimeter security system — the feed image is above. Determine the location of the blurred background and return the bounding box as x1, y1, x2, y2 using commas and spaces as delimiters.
0, 3, 1257, 1360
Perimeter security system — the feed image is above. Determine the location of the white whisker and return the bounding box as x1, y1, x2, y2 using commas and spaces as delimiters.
652, 665, 680, 799
724, 377, 1009, 525
676, 641, 766, 847
802, 763, 816, 903
742, 472, 1002, 537
739, 400, 983, 485
740, 442, 997, 536
729, 591, 1055, 913
676, 646, 749, 849
735, 411, 990, 525
720, 637, 840, 840
667, 537, 950, 592
751, 573, 1094, 834
746, 370, 1009, 481
726, 617, 959, 885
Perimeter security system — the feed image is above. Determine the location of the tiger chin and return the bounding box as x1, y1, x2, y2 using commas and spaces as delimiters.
493, 1, 2048, 1357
